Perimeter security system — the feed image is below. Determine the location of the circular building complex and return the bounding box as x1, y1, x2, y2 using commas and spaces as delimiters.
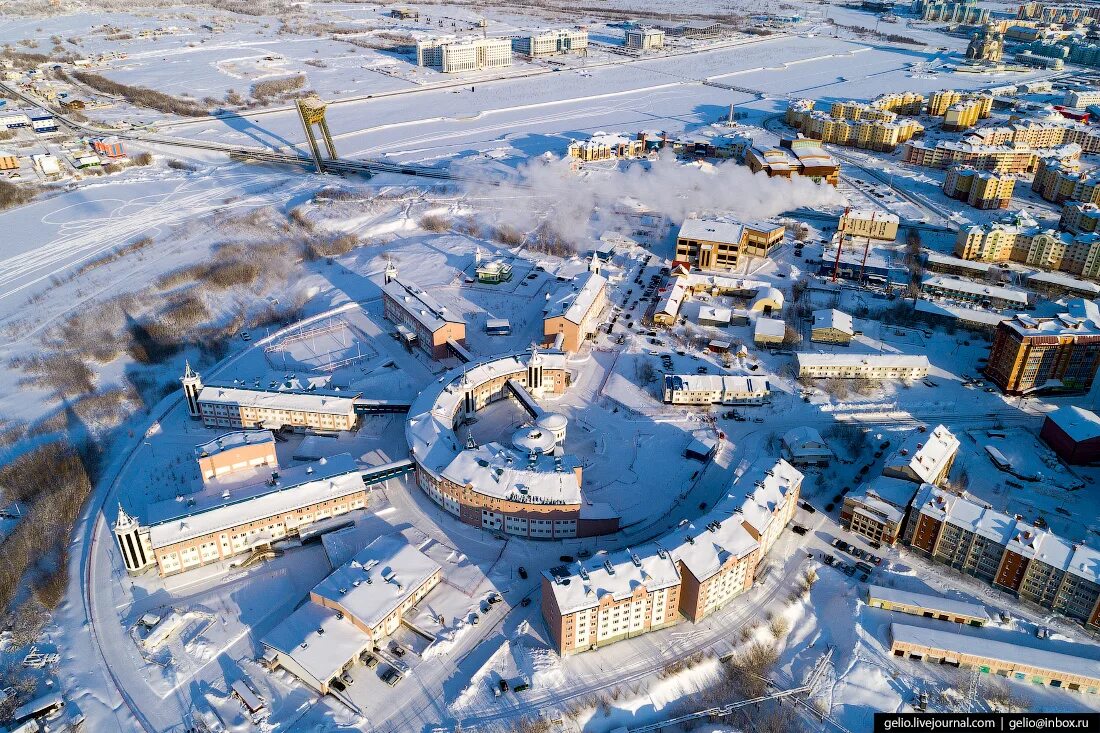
405, 350, 619, 539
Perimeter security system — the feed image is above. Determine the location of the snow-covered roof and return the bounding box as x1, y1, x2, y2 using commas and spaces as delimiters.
668, 511, 758, 585
911, 484, 1100, 581
195, 430, 274, 458
146, 454, 362, 549
886, 425, 959, 484
677, 218, 745, 246
859, 476, 919, 509
812, 308, 854, 336
924, 251, 993, 273
697, 305, 732, 324
750, 287, 784, 310
890, 623, 1100, 681
782, 427, 830, 457
795, 353, 929, 369
405, 351, 584, 507
197, 384, 359, 416
381, 275, 464, 333
852, 495, 904, 525
1002, 298, 1100, 337
868, 586, 989, 621
544, 272, 607, 325
441, 442, 582, 505
664, 374, 770, 395
311, 534, 441, 631
1026, 271, 1100, 295
922, 275, 1029, 306
545, 544, 681, 615
913, 299, 1009, 328
656, 276, 688, 319
1046, 406, 1100, 443
735, 458, 803, 540
754, 317, 786, 339
261, 602, 371, 687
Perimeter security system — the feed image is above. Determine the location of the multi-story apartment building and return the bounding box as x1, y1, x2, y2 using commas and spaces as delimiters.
1064, 90, 1100, 110
985, 301, 1100, 394
795, 354, 930, 380
928, 89, 964, 117
904, 483, 1100, 631
543, 271, 608, 352
1062, 202, 1100, 235
870, 91, 926, 115
841, 477, 919, 545
416, 36, 512, 72
943, 166, 1015, 209
542, 458, 802, 654
913, 0, 990, 24
382, 266, 467, 359
956, 215, 1100, 281
182, 364, 360, 432
1034, 162, 1100, 205
903, 139, 1079, 174
786, 100, 924, 152
943, 99, 985, 131
966, 121, 1100, 155
673, 218, 786, 270
810, 308, 855, 344
513, 28, 588, 58
566, 132, 645, 162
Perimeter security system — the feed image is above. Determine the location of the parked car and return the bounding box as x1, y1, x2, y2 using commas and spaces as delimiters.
363, 654, 379, 668
800, 501, 816, 514
791, 524, 808, 536
518, 567, 528, 579
381, 667, 402, 686
520, 598, 531, 607
559, 555, 575, 563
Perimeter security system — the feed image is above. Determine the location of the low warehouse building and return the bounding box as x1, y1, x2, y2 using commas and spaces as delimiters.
867, 586, 990, 626
1040, 405, 1100, 464
890, 623, 1100, 693
662, 374, 771, 405
795, 354, 929, 380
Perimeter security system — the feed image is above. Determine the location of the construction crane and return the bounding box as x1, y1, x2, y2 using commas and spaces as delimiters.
626, 648, 833, 732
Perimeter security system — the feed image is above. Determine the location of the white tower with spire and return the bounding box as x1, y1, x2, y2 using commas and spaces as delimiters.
588, 251, 601, 275
527, 346, 544, 392
474, 245, 483, 266
114, 505, 154, 574
384, 260, 398, 284
181, 361, 203, 419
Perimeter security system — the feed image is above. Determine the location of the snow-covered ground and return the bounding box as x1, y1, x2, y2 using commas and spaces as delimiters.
1, 0, 1099, 731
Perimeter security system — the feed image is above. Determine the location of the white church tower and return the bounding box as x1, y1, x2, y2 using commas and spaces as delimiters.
181, 361, 203, 419
384, 260, 398, 284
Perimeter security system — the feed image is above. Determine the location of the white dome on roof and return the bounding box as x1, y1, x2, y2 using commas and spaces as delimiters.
536, 412, 568, 432
512, 426, 556, 455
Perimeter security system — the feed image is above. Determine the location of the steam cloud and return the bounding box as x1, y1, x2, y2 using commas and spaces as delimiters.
465, 152, 847, 246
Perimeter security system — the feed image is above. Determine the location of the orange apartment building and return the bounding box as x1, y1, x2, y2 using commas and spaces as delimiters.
673, 218, 786, 271
543, 271, 608, 353
985, 301, 1100, 394
542, 458, 802, 654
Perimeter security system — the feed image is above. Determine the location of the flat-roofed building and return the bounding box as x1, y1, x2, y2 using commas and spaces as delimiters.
263, 533, 440, 696
985, 300, 1100, 394
811, 308, 855, 344
382, 268, 467, 360
513, 28, 588, 58
744, 143, 840, 186
662, 374, 771, 405
543, 272, 608, 352
868, 586, 990, 626
416, 36, 512, 72
625, 27, 664, 50
674, 218, 785, 271
310, 534, 442, 640
839, 209, 899, 242
841, 476, 920, 545
1040, 405, 1100, 464
921, 275, 1030, 310
890, 623, 1100, 693
195, 430, 277, 483
795, 353, 929, 380
261, 601, 372, 696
